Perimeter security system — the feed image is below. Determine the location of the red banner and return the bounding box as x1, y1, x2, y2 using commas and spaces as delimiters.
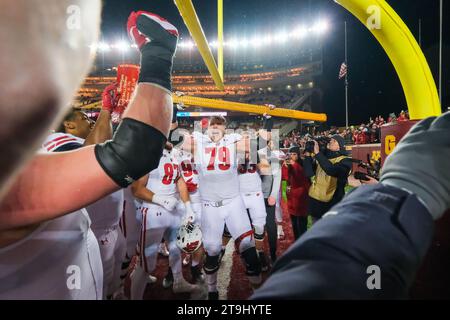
380, 120, 418, 165
114, 64, 140, 123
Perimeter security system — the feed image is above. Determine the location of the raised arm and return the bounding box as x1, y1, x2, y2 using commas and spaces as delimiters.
0, 11, 179, 230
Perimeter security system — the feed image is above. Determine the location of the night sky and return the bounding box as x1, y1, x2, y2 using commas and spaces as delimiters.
101, 0, 449, 126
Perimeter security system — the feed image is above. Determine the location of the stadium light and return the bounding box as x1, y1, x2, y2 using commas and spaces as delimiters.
227, 38, 238, 48
312, 20, 329, 35
185, 40, 195, 49
239, 39, 249, 48
291, 26, 308, 39
275, 32, 289, 44
262, 36, 272, 45
251, 37, 263, 48
114, 41, 129, 52
91, 20, 331, 54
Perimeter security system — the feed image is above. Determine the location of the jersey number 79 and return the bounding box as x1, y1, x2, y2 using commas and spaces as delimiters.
205, 147, 231, 171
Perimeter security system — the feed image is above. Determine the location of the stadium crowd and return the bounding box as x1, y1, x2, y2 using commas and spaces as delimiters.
282, 110, 410, 148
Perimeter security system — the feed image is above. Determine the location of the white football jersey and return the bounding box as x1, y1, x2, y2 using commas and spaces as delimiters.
194, 132, 242, 202
0, 210, 103, 300
86, 190, 124, 232
41, 132, 84, 152
176, 149, 201, 203
43, 133, 124, 231
238, 163, 263, 194
146, 148, 180, 196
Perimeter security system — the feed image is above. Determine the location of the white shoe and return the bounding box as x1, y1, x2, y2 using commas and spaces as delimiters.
162, 276, 173, 289
182, 255, 191, 266
158, 243, 170, 257
147, 274, 157, 284
173, 278, 199, 294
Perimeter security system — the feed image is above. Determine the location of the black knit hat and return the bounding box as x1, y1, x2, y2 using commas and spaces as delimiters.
288, 145, 301, 155
331, 135, 346, 151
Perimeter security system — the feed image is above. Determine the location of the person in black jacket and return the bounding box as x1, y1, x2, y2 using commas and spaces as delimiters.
303, 135, 352, 223
252, 113, 450, 299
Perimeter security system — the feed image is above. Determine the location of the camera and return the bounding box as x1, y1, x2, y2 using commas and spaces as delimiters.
316, 136, 331, 151
304, 136, 331, 154
354, 171, 371, 181
351, 155, 381, 180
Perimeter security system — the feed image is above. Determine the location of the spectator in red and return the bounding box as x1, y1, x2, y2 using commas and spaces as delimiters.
282, 146, 311, 240
398, 111, 408, 122
388, 113, 397, 123
354, 130, 363, 145
352, 129, 358, 144
369, 124, 379, 143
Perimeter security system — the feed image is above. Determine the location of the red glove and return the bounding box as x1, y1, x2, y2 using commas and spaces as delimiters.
127, 11, 149, 50
102, 83, 120, 113
185, 178, 198, 193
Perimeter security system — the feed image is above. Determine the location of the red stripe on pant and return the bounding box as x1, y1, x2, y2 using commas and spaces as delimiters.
121, 200, 127, 238
139, 210, 145, 269
142, 212, 149, 273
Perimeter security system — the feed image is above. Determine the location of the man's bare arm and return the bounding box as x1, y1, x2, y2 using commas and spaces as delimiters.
177, 177, 190, 203
0, 147, 117, 230
0, 85, 173, 230
131, 174, 154, 203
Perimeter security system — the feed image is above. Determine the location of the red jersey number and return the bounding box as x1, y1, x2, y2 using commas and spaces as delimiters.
206, 147, 231, 171
162, 163, 179, 185
181, 161, 198, 177
239, 164, 257, 174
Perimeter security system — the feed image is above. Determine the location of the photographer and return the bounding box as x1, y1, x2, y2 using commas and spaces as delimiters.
303, 135, 352, 223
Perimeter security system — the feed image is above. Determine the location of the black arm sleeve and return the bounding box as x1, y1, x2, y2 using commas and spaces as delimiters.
251, 184, 434, 299
315, 153, 352, 178
95, 118, 166, 188
303, 156, 316, 179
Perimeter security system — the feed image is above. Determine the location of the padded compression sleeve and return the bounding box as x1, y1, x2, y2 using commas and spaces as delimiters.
95, 118, 166, 188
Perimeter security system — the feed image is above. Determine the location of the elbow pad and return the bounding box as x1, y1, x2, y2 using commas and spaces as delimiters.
95, 118, 166, 187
